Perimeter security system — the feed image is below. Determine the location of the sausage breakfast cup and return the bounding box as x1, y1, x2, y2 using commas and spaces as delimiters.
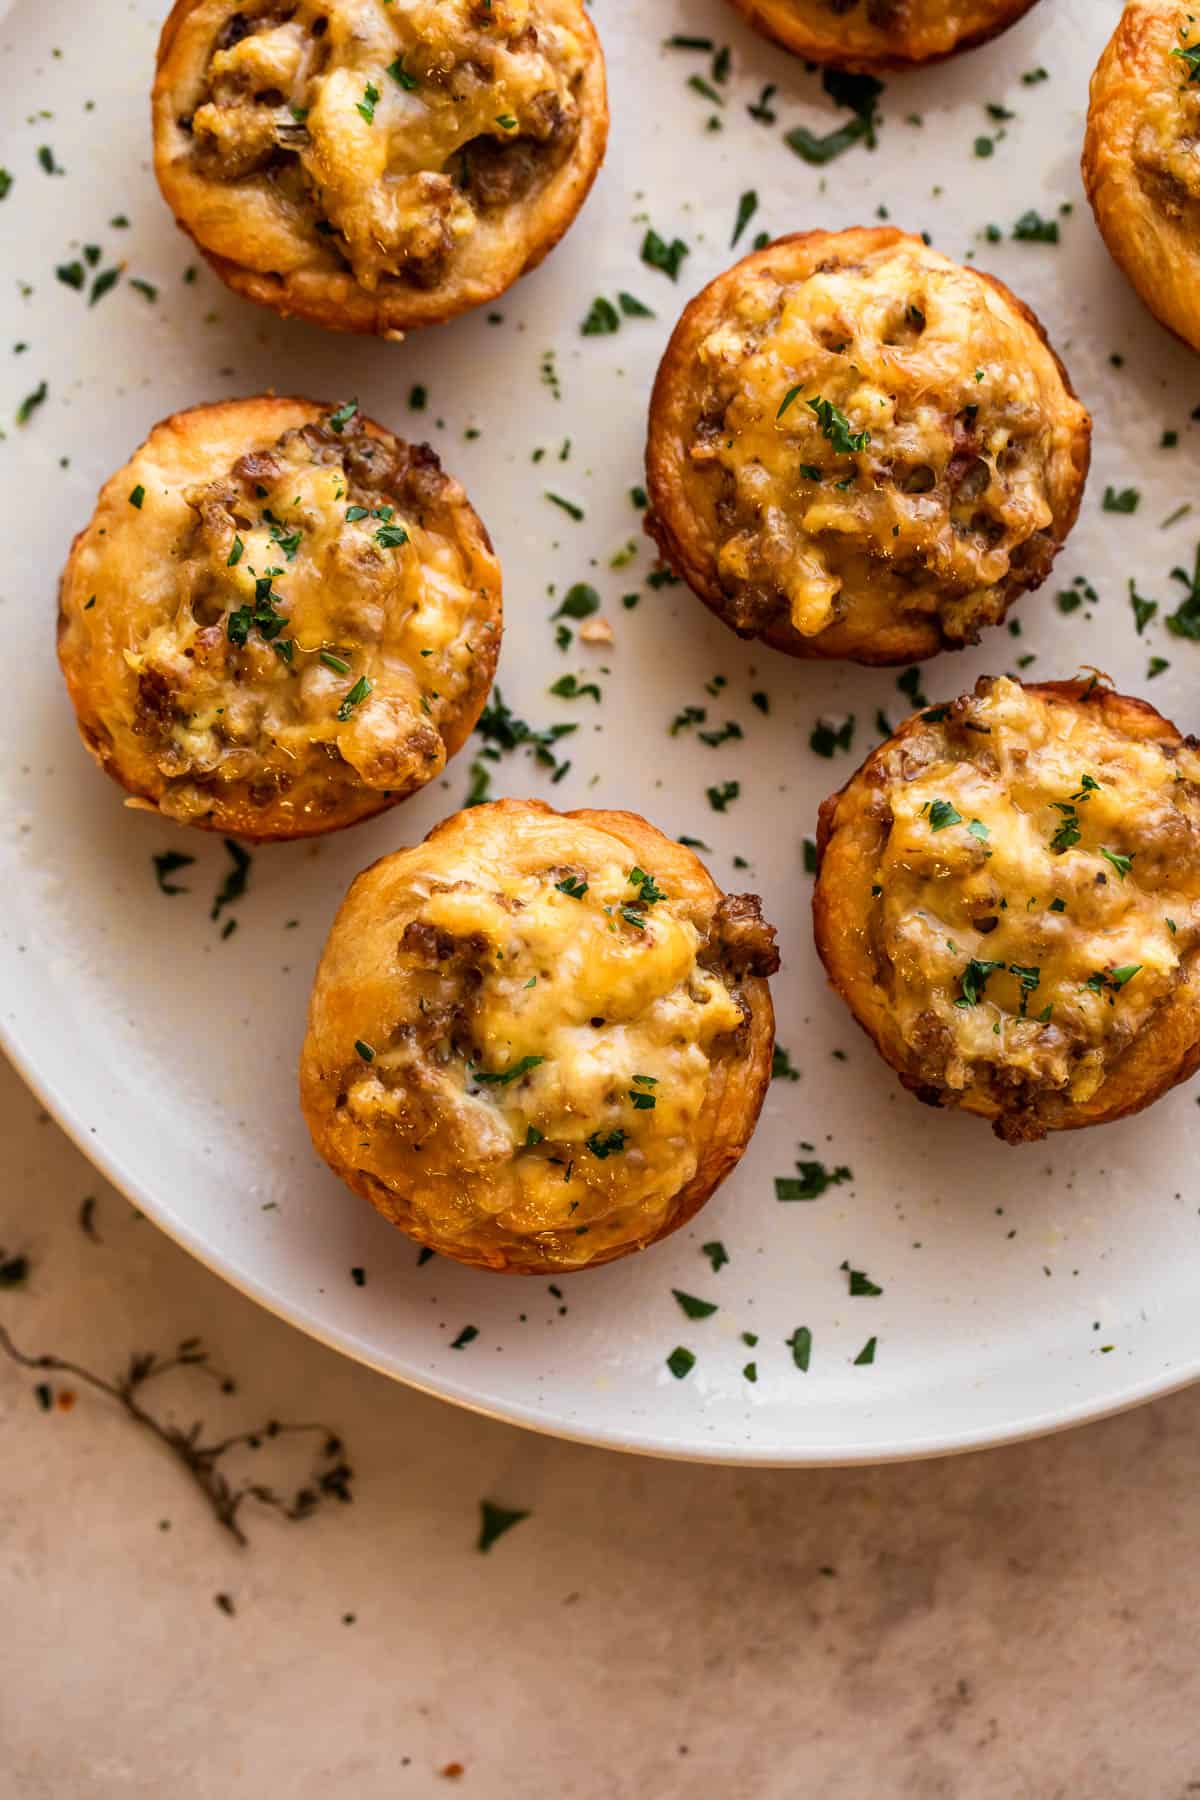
644, 229, 1090, 667
813, 677, 1200, 1144
1083, 1, 1200, 353
723, 0, 1042, 71
57, 396, 502, 840
152, 0, 609, 334
300, 799, 779, 1272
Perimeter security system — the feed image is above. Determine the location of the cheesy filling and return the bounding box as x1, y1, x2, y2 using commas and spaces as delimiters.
690, 242, 1073, 644
867, 679, 1200, 1107
342, 853, 748, 1256
1134, 14, 1200, 218
185, 0, 587, 288
90, 411, 494, 825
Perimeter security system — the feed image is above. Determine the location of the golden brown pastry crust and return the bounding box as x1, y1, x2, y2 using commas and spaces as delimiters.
153, 0, 609, 335
724, 0, 1041, 70
300, 799, 778, 1272
1083, 2, 1200, 353
645, 228, 1090, 667
813, 677, 1200, 1143
57, 396, 501, 841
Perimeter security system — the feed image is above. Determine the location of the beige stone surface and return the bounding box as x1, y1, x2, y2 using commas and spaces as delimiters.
2, 1047, 1199, 1798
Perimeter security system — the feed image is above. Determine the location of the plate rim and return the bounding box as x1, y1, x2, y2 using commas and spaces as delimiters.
5, 1011, 1197, 1467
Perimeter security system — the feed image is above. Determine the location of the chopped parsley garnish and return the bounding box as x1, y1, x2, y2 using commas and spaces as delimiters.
1049, 806, 1082, 854
1009, 963, 1040, 1017
702, 1241, 729, 1272
785, 69, 882, 164
477, 1500, 529, 1552
1166, 542, 1200, 638
747, 83, 777, 123
641, 229, 689, 280
776, 385, 803, 421
581, 296, 620, 336
1085, 966, 1142, 998
809, 716, 855, 758
473, 1055, 546, 1086
706, 781, 739, 811
854, 1337, 878, 1366
1103, 485, 1140, 514
554, 583, 600, 620
327, 398, 359, 434
388, 55, 420, 90
524, 1125, 544, 1147
319, 650, 350, 674
152, 849, 195, 895
90, 267, 120, 306
808, 396, 870, 454
15, 381, 47, 426
1130, 581, 1158, 635
772, 1044, 800, 1082
450, 1325, 479, 1350
227, 578, 289, 648
731, 189, 758, 247
1012, 210, 1059, 244
356, 81, 381, 124
672, 1290, 718, 1320
374, 523, 408, 550
956, 958, 1005, 1007
128, 484, 145, 510
549, 673, 601, 702
618, 291, 654, 318
545, 491, 584, 521
786, 1326, 812, 1372
211, 839, 251, 921
629, 1087, 657, 1109
337, 676, 371, 721
1172, 40, 1200, 81
666, 1346, 695, 1380
354, 1040, 375, 1063
928, 799, 962, 832
475, 687, 576, 783
628, 866, 666, 905
586, 1129, 627, 1159
1100, 847, 1133, 880
555, 875, 588, 899
776, 1163, 851, 1201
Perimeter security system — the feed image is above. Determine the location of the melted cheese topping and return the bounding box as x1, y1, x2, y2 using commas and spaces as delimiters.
58, 401, 500, 834
762, 0, 1029, 58
306, 809, 760, 1268
1132, 9, 1200, 211
866, 679, 1200, 1108
172, 0, 589, 290
690, 238, 1084, 645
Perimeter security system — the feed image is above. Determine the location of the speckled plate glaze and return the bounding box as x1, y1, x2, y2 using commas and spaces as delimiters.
3, 0, 1198, 1465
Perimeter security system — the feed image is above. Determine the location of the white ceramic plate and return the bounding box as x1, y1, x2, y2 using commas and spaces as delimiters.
4, 0, 1198, 1465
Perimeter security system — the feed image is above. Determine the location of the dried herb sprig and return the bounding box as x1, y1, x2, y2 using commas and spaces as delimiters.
0, 1324, 352, 1545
